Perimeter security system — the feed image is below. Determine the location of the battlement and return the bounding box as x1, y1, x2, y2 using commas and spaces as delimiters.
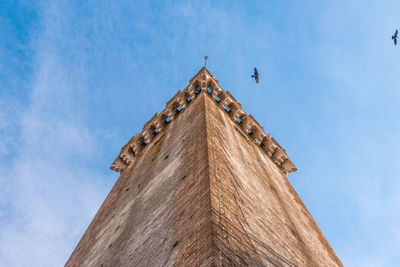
110, 67, 297, 175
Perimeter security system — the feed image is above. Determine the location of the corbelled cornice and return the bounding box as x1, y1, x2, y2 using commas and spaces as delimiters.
110, 67, 297, 175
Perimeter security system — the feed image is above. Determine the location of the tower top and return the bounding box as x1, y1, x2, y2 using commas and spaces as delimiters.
68, 66, 342, 267
110, 68, 297, 175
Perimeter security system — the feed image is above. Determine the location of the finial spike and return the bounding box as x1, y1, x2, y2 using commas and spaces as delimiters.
204, 56, 208, 67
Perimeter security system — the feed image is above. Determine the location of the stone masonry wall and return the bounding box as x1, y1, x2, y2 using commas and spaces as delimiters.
66, 68, 342, 266
66, 93, 214, 266
204, 95, 342, 266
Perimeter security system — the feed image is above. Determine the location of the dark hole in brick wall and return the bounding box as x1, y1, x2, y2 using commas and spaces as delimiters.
172, 241, 179, 249
138, 184, 141, 188
165, 155, 169, 159
291, 229, 297, 238
181, 175, 187, 180
142, 140, 148, 147
128, 147, 136, 156
126, 188, 129, 192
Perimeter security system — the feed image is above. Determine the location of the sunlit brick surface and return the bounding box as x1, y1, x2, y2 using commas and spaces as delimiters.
67, 77, 341, 266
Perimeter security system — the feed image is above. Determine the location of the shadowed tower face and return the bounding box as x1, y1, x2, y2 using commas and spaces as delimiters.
66, 68, 342, 266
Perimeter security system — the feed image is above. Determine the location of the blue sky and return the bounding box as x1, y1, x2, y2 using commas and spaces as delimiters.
1, 0, 400, 266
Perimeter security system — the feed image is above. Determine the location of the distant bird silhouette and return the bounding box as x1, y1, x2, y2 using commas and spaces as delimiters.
251, 68, 259, 83
392, 29, 398, 46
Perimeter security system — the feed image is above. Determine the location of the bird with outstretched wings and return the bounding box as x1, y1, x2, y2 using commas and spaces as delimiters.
251, 68, 259, 83
392, 29, 398, 46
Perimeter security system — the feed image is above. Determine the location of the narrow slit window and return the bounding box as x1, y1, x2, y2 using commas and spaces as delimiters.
248, 129, 253, 135
195, 87, 201, 94
165, 117, 171, 124
153, 129, 159, 136
207, 87, 212, 94
176, 106, 183, 113
142, 140, 148, 146
186, 96, 192, 103
236, 118, 242, 124
260, 141, 264, 147
216, 97, 221, 103
225, 106, 231, 113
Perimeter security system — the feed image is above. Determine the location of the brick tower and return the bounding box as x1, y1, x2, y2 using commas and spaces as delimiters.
66, 68, 342, 266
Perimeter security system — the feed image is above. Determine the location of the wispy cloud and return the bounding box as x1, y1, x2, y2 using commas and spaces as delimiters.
1, 0, 400, 266
0, 1, 112, 266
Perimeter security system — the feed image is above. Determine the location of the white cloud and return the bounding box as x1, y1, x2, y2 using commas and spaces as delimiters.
0, 2, 112, 266
2, 0, 400, 266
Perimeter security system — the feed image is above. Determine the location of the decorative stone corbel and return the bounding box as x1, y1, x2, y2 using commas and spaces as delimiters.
212, 87, 223, 99
232, 109, 245, 121
110, 157, 127, 172
110, 67, 297, 175
260, 136, 276, 157
280, 159, 297, 174
272, 147, 288, 165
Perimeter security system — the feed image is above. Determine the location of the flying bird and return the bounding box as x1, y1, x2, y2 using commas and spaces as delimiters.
392, 29, 398, 46
251, 68, 259, 83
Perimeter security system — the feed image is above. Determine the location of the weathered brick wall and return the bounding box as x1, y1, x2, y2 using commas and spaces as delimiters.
66, 94, 213, 266
66, 91, 342, 266
204, 95, 342, 266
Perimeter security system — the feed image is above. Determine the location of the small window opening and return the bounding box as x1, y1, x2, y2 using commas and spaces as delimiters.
153, 128, 159, 136
195, 87, 201, 94
207, 87, 212, 94
186, 96, 192, 103
225, 106, 231, 113
142, 139, 148, 146
176, 106, 183, 113
128, 147, 136, 156
236, 118, 242, 124
260, 142, 264, 147
248, 129, 253, 136
216, 96, 221, 103
165, 155, 169, 159
165, 117, 171, 124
